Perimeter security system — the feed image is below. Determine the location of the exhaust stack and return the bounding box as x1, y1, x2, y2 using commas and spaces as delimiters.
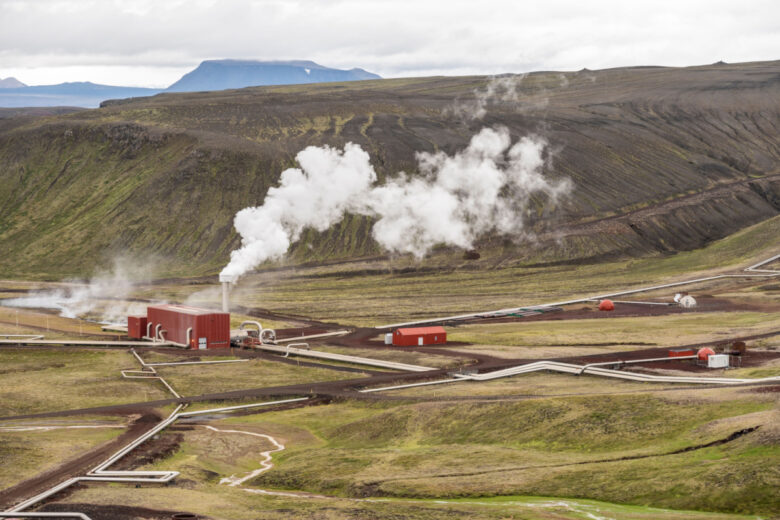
219, 274, 236, 312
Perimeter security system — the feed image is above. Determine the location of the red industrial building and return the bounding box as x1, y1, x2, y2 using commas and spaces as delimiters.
668, 348, 695, 358
128, 304, 230, 349
127, 315, 148, 340
392, 326, 447, 346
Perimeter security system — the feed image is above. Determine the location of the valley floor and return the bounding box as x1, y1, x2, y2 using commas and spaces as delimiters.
0, 224, 779, 519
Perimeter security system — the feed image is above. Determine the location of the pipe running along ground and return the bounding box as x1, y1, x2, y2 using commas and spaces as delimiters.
3, 350, 310, 517
379, 253, 780, 328
3, 254, 779, 517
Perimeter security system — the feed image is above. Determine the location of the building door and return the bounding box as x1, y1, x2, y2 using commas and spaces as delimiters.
198, 337, 207, 350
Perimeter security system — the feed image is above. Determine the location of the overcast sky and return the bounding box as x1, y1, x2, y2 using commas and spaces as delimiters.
1, 0, 778, 88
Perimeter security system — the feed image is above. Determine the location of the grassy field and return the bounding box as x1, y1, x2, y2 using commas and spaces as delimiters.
0, 306, 110, 338
0, 348, 170, 416
380, 371, 683, 399
54, 485, 763, 520
0, 215, 776, 518
230, 395, 778, 515
96, 385, 778, 518
0, 419, 124, 488
446, 311, 780, 352
152, 356, 367, 397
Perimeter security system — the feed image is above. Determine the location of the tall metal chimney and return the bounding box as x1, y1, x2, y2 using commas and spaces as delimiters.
218, 273, 236, 312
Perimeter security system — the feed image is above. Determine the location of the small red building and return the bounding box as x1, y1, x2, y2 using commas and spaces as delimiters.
668, 348, 695, 358
392, 326, 447, 346
146, 304, 230, 349
127, 315, 148, 340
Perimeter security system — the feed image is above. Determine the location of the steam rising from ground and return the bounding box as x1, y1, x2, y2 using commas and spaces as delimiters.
222, 126, 571, 280
2, 260, 153, 324
448, 75, 525, 119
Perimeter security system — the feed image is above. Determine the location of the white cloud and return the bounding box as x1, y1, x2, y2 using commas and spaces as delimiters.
0, 0, 778, 87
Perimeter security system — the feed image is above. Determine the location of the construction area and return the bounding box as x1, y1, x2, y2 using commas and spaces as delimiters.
0, 250, 779, 520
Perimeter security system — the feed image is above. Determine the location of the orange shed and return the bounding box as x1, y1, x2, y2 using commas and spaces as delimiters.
598, 299, 615, 311
392, 326, 446, 346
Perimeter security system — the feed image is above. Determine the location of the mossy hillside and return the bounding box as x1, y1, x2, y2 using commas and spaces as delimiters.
2, 62, 779, 279
223, 396, 778, 514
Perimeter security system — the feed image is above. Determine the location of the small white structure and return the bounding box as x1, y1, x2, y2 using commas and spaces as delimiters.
708, 354, 729, 368
384, 333, 393, 345
679, 295, 697, 309
219, 273, 237, 312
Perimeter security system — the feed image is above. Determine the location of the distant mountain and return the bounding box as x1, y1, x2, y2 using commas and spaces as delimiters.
166, 59, 380, 92
0, 77, 26, 88
0, 82, 161, 108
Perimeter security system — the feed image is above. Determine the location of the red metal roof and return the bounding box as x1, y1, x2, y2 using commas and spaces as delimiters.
147, 304, 221, 316
396, 326, 446, 336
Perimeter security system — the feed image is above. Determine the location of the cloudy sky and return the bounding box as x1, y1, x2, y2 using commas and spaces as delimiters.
1, 0, 778, 88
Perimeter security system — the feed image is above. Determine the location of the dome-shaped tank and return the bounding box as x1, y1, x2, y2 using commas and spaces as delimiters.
679, 295, 697, 308
697, 347, 715, 361
598, 299, 615, 311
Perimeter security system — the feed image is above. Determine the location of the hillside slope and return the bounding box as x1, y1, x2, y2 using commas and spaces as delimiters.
0, 61, 778, 278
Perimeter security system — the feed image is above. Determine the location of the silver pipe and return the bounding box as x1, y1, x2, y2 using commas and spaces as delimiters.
378, 253, 780, 329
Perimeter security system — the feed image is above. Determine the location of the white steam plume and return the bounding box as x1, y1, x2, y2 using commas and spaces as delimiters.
2, 259, 154, 324
221, 143, 376, 278
448, 75, 525, 120
221, 126, 571, 280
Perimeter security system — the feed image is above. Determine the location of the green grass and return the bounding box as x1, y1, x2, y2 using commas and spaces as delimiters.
0, 421, 124, 488
0, 348, 170, 416
154, 357, 366, 397
56, 485, 763, 519
447, 311, 780, 349
113, 390, 777, 516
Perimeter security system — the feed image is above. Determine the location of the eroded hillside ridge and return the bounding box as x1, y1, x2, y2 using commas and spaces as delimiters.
0, 61, 779, 277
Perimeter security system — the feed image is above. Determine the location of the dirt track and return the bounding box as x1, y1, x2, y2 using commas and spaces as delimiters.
0, 413, 162, 509
39, 503, 206, 520
3, 329, 779, 425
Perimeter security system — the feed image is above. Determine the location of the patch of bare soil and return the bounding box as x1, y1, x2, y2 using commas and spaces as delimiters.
749, 384, 780, 393
40, 502, 208, 520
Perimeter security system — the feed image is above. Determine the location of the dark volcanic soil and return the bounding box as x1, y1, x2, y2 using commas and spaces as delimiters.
40, 502, 208, 520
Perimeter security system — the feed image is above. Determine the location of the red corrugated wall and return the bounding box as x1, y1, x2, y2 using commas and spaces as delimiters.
146, 306, 230, 349
194, 313, 231, 349
392, 327, 447, 346
127, 316, 147, 339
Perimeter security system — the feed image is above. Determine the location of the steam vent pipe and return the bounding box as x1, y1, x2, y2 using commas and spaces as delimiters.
219, 274, 236, 312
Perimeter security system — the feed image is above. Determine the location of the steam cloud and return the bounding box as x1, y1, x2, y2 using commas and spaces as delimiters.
448, 75, 525, 120
3, 260, 153, 324
221, 126, 571, 280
